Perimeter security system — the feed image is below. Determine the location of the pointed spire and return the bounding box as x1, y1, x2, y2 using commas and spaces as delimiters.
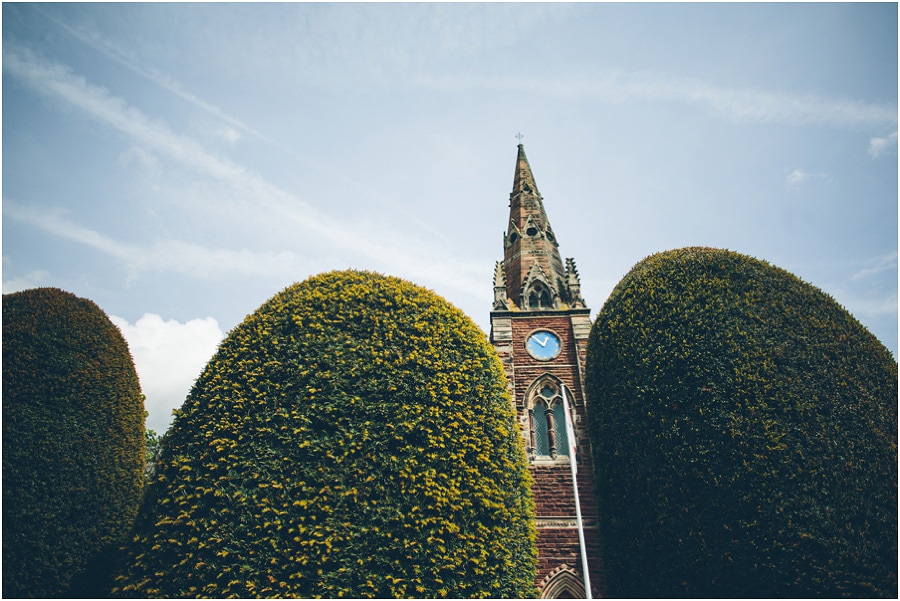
501, 143, 569, 310
512, 143, 541, 199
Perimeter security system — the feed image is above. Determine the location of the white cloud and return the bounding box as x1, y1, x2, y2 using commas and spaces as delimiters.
2, 202, 317, 281
219, 127, 242, 145
868, 131, 898, 158
2, 269, 50, 294
4, 204, 137, 263
118, 146, 160, 172
415, 71, 898, 130
2, 46, 260, 188
829, 287, 898, 321
110, 313, 224, 433
1, 45, 486, 297
786, 169, 808, 186
32, 4, 274, 146
852, 251, 898, 281
142, 240, 308, 279
785, 168, 831, 187
850, 295, 899, 318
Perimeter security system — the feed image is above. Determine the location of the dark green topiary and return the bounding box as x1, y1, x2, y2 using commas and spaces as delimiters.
3, 288, 146, 598
585, 247, 897, 598
112, 270, 537, 598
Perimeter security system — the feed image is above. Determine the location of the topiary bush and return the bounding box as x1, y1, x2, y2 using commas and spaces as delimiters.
112, 270, 537, 598
585, 247, 897, 598
3, 287, 146, 598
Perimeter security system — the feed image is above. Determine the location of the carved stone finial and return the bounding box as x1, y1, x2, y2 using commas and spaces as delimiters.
566, 258, 585, 308
493, 261, 509, 310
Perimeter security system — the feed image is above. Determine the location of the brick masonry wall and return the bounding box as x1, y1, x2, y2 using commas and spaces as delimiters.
536, 526, 605, 598
510, 315, 584, 408
531, 456, 605, 597
491, 309, 606, 597
531, 460, 599, 519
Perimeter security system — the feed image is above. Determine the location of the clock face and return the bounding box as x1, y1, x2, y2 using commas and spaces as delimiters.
526, 331, 561, 361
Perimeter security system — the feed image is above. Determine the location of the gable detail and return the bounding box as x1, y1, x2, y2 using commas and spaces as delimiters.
521, 263, 559, 310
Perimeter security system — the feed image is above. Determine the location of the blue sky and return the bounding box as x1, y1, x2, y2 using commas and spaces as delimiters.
4, 3, 897, 433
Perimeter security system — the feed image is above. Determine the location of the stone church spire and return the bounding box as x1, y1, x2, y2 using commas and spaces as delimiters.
489, 143, 601, 598
501, 144, 580, 310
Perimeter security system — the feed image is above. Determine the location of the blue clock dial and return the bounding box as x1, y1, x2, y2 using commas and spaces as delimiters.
526, 331, 561, 360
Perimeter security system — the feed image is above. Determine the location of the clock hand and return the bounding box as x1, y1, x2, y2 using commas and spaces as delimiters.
536, 335, 548, 347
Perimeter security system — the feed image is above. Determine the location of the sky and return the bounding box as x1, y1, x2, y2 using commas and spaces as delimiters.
3, 3, 897, 434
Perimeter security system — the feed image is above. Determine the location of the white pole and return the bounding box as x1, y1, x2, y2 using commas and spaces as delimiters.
562, 384, 592, 599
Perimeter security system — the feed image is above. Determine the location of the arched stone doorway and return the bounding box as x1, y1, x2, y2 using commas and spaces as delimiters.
540, 565, 586, 599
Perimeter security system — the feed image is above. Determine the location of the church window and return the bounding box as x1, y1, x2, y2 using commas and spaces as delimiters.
527, 281, 552, 309
526, 226, 539, 236
528, 380, 571, 460
533, 405, 550, 456
552, 402, 569, 455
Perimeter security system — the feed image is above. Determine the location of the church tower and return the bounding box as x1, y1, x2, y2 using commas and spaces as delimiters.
490, 143, 605, 598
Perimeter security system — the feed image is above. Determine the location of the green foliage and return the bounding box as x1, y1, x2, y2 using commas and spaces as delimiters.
112, 270, 537, 598
3, 287, 146, 598
145, 423, 163, 484
585, 247, 897, 597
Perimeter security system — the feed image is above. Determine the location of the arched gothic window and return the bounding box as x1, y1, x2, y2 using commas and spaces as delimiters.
527, 379, 570, 460
527, 281, 553, 310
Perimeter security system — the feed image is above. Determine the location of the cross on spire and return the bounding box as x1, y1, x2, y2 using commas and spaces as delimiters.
515, 131, 525, 144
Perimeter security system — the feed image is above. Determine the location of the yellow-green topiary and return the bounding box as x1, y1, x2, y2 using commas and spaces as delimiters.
112, 270, 537, 598
3, 288, 145, 598
586, 247, 897, 597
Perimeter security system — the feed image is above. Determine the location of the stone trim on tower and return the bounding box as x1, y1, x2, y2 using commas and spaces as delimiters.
565, 258, 586, 309
540, 564, 586, 599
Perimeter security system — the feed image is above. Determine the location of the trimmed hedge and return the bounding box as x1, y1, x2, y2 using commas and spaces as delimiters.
112, 270, 537, 598
3, 288, 145, 598
585, 247, 897, 597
